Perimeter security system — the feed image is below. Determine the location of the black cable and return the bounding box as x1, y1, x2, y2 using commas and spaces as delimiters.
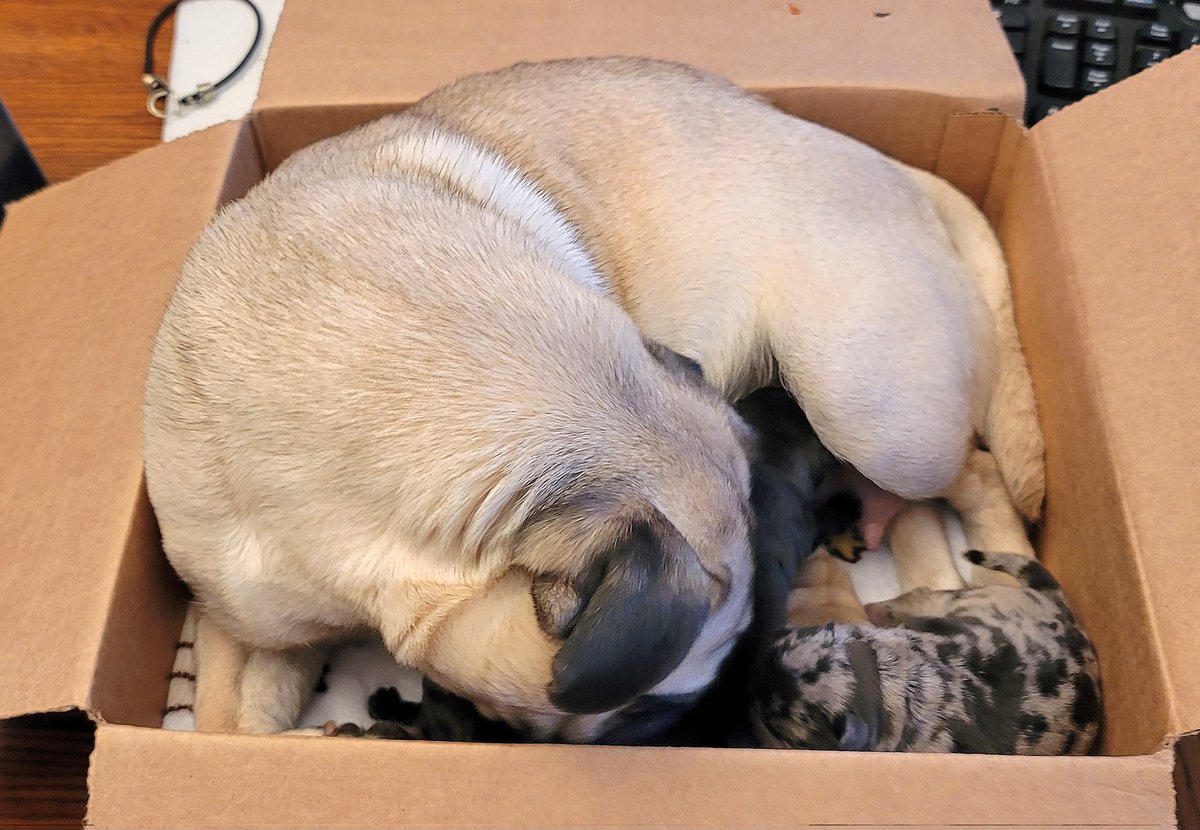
142, 0, 264, 117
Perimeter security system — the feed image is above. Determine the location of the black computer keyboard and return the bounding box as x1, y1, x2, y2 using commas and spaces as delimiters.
992, 0, 1200, 124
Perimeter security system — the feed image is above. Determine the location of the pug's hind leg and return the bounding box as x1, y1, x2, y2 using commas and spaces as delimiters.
193, 609, 249, 733
237, 644, 330, 734
941, 448, 1034, 587
888, 502, 963, 593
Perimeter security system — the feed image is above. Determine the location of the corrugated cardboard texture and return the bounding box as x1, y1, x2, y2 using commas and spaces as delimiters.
762, 88, 1014, 186
982, 118, 1027, 226
87, 484, 188, 728
1000, 134, 1173, 757
250, 0, 1023, 170
87, 725, 1175, 828
1027, 48, 1200, 740
934, 112, 1013, 208
0, 121, 251, 723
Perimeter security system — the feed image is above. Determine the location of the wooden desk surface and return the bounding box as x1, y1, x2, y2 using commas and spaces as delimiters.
0, 0, 173, 183
0, 2, 1199, 827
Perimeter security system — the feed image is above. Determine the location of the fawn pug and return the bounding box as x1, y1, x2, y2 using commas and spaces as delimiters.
144, 57, 1042, 741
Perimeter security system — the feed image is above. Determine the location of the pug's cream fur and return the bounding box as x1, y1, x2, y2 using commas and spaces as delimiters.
144, 58, 1043, 740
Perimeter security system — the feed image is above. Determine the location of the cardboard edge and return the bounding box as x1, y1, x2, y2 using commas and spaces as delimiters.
0, 119, 254, 727
88, 480, 190, 728
218, 117, 266, 206
932, 110, 1012, 207
84, 724, 1180, 829
1031, 45, 1200, 136
1022, 129, 1183, 741
250, 102, 407, 171
0, 121, 224, 215
250, 83, 1020, 176
983, 117, 1028, 226
83, 122, 262, 727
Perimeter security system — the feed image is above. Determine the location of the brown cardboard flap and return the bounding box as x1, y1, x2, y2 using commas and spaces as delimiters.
256, 0, 1022, 114
1024, 48, 1200, 739
934, 112, 1014, 208
1001, 134, 1173, 757
87, 725, 1174, 829
251, 1, 1023, 178
0, 121, 255, 723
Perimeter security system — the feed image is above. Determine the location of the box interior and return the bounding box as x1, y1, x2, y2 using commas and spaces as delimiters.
0, 4, 1195, 825
75, 91, 1171, 763
2, 0, 1198, 823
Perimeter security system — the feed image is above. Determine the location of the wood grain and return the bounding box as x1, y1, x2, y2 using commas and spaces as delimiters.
0, 0, 173, 183
1178, 734, 1200, 830
0, 714, 92, 829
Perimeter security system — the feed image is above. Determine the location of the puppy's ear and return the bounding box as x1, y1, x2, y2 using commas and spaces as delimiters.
841, 639, 884, 751
546, 514, 713, 715
838, 712, 874, 751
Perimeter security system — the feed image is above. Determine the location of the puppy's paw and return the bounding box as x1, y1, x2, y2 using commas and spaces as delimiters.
324, 720, 365, 737
863, 602, 893, 627
823, 530, 866, 564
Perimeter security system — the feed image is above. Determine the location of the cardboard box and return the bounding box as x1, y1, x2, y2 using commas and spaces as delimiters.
1, 0, 1197, 825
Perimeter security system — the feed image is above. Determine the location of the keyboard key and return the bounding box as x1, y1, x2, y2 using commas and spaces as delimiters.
1081, 67, 1115, 91
1086, 17, 1117, 39
1143, 22, 1174, 44
1042, 37, 1081, 91
1008, 29, 1028, 55
996, 6, 1028, 29
1122, 0, 1159, 13
1084, 40, 1117, 65
998, 0, 1029, 4
1083, 0, 1117, 7
1050, 12, 1082, 35
1133, 45, 1170, 71
1033, 102, 1064, 123
1187, 32, 1200, 48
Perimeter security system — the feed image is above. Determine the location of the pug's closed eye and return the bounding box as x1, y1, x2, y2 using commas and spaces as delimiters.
643, 338, 705, 384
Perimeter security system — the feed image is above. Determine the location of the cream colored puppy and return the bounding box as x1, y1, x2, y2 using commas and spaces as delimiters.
144, 57, 1042, 741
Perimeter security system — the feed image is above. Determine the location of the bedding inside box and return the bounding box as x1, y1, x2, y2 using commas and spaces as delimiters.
104, 101, 1168, 759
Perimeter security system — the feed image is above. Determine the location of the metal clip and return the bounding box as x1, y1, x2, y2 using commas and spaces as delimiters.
142, 73, 170, 119
178, 82, 216, 109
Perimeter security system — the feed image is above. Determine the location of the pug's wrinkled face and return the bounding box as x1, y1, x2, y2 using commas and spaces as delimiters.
419, 343, 755, 744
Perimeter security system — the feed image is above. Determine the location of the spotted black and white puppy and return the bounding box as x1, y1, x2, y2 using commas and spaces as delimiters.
751, 550, 1102, 754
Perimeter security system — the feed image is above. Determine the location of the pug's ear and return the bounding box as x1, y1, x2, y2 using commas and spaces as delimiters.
540, 513, 713, 715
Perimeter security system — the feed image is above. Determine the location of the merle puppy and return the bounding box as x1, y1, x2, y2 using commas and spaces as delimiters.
751, 550, 1102, 754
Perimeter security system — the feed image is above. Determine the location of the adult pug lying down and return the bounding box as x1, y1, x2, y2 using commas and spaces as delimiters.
143, 58, 1043, 743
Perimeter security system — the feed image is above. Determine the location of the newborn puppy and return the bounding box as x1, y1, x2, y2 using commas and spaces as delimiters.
146, 57, 1041, 741
663, 387, 836, 747
328, 678, 523, 743
751, 551, 1102, 754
